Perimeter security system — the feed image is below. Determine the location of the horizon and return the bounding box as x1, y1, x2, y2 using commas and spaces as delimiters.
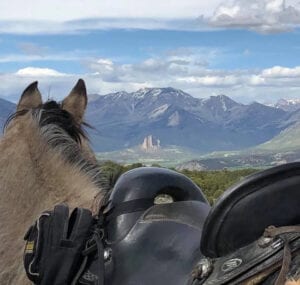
0, 0, 300, 103
2, 84, 299, 106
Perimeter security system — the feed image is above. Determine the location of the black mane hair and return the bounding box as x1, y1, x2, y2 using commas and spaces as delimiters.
4, 100, 89, 144
38, 101, 88, 144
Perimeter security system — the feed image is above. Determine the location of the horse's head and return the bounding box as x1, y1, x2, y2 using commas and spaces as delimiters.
9, 79, 93, 156
4, 79, 104, 188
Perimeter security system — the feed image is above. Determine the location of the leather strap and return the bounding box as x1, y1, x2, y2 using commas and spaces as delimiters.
264, 226, 300, 285
192, 225, 300, 285
71, 215, 105, 285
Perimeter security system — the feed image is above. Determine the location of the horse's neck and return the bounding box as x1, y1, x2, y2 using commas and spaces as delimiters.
0, 123, 98, 220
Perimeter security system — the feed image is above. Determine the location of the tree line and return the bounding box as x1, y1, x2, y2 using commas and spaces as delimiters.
99, 160, 258, 204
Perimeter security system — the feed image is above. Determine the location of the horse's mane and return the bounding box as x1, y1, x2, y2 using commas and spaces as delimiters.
5, 100, 87, 142
4, 101, 112, 195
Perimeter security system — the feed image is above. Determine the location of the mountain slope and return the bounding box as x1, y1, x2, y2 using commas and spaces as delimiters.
256, 122, 300, 151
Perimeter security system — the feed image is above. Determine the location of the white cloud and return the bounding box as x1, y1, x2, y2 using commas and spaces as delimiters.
15, 67, 67, 77
209, 0, 300, 33
249, 75, 266, 86
176, 75, 240, 87
0, 0, 224, 34
84, 51, 214, 86
0, 1, 221, 21
261, 66, 300, 77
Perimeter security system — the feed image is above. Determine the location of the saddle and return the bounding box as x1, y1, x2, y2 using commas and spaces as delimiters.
79, 167, 211, 285
24, 163, 300, 285
191, 162, 300, 285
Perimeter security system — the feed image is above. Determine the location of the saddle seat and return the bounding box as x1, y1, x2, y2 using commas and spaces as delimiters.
102, 167, 211, 285
201, 162, 300, 258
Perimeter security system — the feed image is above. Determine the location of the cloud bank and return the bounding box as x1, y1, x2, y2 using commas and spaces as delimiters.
0, 0, 300, 34
0, 0, 218, 21
2, 54, 300, 104
0, 0, 218, 34
209, 0, 300, 33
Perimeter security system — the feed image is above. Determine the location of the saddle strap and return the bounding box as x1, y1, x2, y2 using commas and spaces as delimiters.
71, 215, 105, 285
191, 225, 300, 285
264, 225, 300, 285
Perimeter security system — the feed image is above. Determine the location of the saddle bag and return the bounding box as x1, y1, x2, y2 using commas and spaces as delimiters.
23, 204, 93, 285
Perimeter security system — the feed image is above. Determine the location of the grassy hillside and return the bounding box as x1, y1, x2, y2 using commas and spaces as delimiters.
256, 122, 300, 151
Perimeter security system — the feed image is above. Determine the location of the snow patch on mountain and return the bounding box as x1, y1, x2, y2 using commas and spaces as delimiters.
167, 111, 180, 127
149, 104, 169, 119
275, 98, 300, 111
133, 88, 164, 99
220, 96, 228, 111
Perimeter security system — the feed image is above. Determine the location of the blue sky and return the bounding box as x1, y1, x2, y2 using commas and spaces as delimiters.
1, 0, 300, 103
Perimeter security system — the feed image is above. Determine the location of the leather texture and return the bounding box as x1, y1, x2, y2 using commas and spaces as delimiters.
103, 167, 211, 285
194, 233, 300, 285
201, 162, 300, 258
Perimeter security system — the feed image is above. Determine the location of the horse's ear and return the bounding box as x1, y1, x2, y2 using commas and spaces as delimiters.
62, 79, 87, 123
17, 81, 42, 111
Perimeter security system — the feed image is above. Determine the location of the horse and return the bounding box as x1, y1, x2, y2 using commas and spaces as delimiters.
0, 79, 108, 284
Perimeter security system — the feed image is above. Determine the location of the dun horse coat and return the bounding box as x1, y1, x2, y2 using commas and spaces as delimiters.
0, 79, 106, 284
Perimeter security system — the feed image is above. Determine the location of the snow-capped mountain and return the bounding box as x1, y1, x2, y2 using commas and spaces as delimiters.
275, 98, 300, 112
86, 88, 290, 152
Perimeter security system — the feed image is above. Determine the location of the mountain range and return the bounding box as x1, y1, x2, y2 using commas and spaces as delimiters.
0, 88, 299, 154
86, 88, 298, 152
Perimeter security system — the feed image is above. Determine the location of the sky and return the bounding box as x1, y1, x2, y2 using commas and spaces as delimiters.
1, 0, 300, 103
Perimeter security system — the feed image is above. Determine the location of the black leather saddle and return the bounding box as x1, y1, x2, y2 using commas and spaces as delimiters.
95, 167, 210, 285
201, 162, 300, 258
190, 162, 300, 285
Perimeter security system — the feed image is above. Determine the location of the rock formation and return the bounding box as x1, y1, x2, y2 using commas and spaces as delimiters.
141, 135, 161, 152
